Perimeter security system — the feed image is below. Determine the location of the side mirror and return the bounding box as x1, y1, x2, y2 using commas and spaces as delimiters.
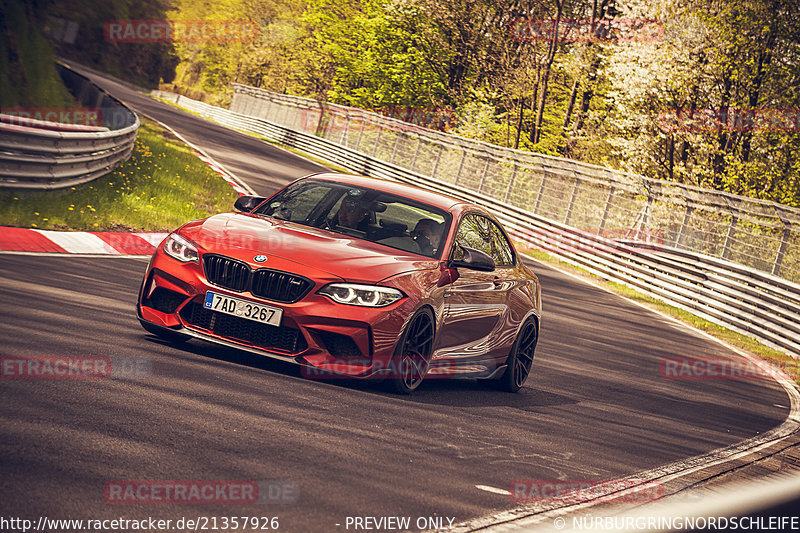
449, 246, 495, 272
234, 195, 266, 212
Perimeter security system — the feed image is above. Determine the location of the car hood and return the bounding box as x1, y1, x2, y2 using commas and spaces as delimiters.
179, 213, 438, 283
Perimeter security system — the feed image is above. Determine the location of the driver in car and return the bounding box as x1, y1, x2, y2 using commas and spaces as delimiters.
334, 196, 369, 230
412, 218, 443, 256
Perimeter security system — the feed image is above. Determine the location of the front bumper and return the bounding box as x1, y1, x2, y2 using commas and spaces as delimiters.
137, 248, 414, 378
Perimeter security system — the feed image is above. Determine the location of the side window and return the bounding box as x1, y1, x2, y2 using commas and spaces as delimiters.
488, 221, 515, 266
452, 214, 514, 267
452, 214, 492, 260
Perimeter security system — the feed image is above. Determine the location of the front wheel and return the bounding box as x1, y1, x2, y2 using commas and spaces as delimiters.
497, 318, 538, 392
390, 308, 435, 394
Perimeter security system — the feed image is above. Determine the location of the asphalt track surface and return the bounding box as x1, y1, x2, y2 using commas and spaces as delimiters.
0, 68, 791, 531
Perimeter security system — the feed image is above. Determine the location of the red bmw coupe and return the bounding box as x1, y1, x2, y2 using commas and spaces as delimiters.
137, 174, 541, 393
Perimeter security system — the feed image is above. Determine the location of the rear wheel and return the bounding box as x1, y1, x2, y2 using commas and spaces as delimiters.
497, 318, 538, 392
390, 308, 435, 394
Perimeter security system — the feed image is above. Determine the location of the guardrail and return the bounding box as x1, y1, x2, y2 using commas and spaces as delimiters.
228, 84, 800, 285
0, 63, 139, 189
150, 89, 800, 359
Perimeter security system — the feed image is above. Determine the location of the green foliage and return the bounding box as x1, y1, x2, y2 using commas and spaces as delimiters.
28, 0, 796, 209
168, 0, 284, 99
44, 0, 179, 87
0, 0, 74, 107
308, 0, 449, 108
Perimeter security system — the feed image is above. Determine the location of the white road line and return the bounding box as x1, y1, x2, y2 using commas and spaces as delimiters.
476, 485, 512, 496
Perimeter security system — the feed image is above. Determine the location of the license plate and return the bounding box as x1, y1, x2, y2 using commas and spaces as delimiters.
203, 291, 282, 327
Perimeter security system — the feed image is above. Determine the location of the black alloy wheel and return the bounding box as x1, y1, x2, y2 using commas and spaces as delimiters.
497, 318, 538, 392
391, 308, 435, 394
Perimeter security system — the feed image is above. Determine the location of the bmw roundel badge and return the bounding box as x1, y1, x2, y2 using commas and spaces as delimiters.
254, 255, 267, 263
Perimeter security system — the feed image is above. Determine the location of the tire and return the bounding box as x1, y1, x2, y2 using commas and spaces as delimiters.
139, 319, 190, 344
496, 318, 538, 392
389, 308, 435, 394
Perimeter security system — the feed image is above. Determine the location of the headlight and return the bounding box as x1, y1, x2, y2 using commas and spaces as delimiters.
163, 233, 199, 263
318, 283, 404, 307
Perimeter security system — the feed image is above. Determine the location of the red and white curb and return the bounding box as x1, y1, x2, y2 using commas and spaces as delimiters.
0, 227, 167, 255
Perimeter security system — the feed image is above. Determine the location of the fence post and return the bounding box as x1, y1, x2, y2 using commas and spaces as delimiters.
675, 205, 694, 248
390, 131, 402, 164
772, 224, 791, 276
371, 119, 383, 157
313, 102, 327, 138
339, 113, 349, 145
354, 116, 366, 152
431, 144, 444, 178
454, 150, 467, 185
637, 195, 653, 241
598, 186, 615, 236
564, 178, 581, 225
533, 172, 548, 215
477, 157, 491, 192
722, 215, 738, 260
503, 163, 518, 203
410, 135, 422, 172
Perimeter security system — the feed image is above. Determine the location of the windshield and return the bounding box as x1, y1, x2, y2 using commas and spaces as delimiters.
254, 180, 451, 259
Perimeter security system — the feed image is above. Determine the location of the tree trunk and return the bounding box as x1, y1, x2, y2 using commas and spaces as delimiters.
532, 0, 564, 145
514, 95, 525, 149
667, 134, 674, 180
570, 0, 600, 136
528, 77, 540, 144
562, 78, 579, 130
741, 7, 776, 163
712, 73, 733, 183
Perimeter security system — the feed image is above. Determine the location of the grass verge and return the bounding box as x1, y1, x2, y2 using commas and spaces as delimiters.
0, 117, 240, 231
521, 248, 800, 383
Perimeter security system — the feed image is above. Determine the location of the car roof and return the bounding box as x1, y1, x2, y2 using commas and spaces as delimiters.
298, 173, 469, 212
